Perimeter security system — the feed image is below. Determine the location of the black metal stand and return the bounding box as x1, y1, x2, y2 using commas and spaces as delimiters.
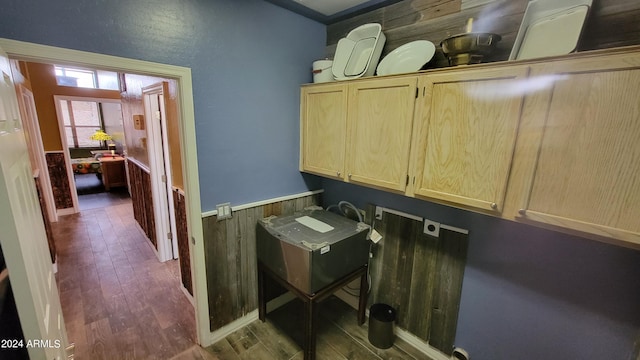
258, 261, 368, 360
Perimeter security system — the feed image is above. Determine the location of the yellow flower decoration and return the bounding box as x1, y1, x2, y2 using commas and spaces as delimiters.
90, 129, 112, 141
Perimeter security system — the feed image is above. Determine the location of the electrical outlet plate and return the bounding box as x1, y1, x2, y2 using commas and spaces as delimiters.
216, 202, 232, 220
375, 206, 383, 220
423, 218, 440, 237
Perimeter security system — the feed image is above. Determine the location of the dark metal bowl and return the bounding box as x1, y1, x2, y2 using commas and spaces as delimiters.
440, 32, 502, 65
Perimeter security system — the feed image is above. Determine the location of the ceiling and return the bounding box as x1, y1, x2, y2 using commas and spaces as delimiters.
265, 0, 401, 24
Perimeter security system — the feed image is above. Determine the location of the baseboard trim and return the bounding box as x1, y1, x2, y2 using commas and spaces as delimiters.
205, 292, 296, 347
354, 299, 450, 360
394, 326, 450, 360
180, 285, 195, 308
266, 292, 296, 313
207, 310, 259, 346
57, 208, 75, 216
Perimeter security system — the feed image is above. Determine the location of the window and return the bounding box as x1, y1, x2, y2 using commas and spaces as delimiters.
54, 66, 120, 90
60, 100, 104, 148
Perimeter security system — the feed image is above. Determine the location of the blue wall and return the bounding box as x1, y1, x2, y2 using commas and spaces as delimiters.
322, 179, 640, 360
0, 0, 325, 211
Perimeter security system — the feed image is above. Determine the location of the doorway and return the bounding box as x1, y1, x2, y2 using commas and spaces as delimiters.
53, 95, 126, 212
23, 61, 196, 355
143, 82, 179, 261
0, 38, 208, 347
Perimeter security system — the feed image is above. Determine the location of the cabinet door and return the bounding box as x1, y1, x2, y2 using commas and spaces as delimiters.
300, 84, 348, 179
413, 66, 529, 212
519, 54, 640, 245
346, 77, 418, 192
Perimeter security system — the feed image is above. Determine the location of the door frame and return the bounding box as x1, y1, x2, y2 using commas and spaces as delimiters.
53, 95, 122, 214
0, 38, 208, 345
15, 83, 58, 223
142, 82, 178, 262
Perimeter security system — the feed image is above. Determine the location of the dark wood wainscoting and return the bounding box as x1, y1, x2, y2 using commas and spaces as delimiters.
367, 207, 469, 356
202, 193, 321, 332
173, 187, 192, 295
34, 173, 55, 263
45, 152, 73, 210
127, 160, 156, 249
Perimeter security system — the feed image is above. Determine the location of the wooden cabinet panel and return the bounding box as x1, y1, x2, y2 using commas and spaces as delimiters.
412, 66, 529, 212
300, 47, 640, 248
99, 156, 127, 191
300, 84, 347, 179
518, 54, 640, 245
346, 77, 418, 192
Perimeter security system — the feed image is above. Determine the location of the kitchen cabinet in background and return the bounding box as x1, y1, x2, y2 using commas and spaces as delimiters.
99, 156, 127, 191
510, 50, 640, 247
300, 76, 418, 193
346, 77, 418, 192
300, 83, 348, 180
410, 66, 529, 213
300, 46, 640, 249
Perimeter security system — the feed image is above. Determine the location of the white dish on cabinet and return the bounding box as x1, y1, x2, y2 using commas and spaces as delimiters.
332, 23, 386, 80
509, 0, 592, 60
376, 40, 436, 76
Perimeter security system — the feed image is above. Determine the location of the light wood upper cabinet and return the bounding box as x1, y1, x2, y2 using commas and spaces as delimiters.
411, 66, 530, 213
300, 83, 348, 179
300, 47, 640, 249
346, 77, 418, 192
514, 53, 640, 246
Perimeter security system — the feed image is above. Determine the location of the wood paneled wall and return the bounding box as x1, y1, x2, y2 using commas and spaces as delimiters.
127, 160, 156, 249
34, 174, 55, 263
327, 0, 640, 68
367, 208, 468, 355
202, 194, 321, 332
45, 152, 73, 210
173, 187, 192, 295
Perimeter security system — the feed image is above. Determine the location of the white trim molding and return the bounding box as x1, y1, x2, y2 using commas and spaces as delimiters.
441, 224, 470, 235
375, 206, 423, 222
395, 326, 450, 360
201, 189, 325, 218
206, 292, 295, 346
208, 310, 259, 346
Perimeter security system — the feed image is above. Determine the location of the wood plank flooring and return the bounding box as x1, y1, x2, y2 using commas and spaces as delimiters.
53, 198, 196, 359
172, 297, 433, 360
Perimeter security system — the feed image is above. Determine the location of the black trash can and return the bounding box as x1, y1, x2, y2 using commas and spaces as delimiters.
368, 303, 396, 349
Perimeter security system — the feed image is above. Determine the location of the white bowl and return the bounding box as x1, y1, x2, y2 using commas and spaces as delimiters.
376, 40, 436, 76
333, 23, 386, 80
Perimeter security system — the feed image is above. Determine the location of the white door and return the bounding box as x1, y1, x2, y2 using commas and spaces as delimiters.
16, 83, 58, 224
143, 82, 178, 261
0, 47, 69, 359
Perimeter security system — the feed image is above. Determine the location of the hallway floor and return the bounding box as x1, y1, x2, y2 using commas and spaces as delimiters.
52, 195, 429, 360
53, 199, 196, 359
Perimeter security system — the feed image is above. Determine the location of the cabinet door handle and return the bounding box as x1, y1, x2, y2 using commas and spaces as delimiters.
337, 171, 341, 177
518, 209, 526, 216
348, 173, 352, 178
490, 203, 498, 210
